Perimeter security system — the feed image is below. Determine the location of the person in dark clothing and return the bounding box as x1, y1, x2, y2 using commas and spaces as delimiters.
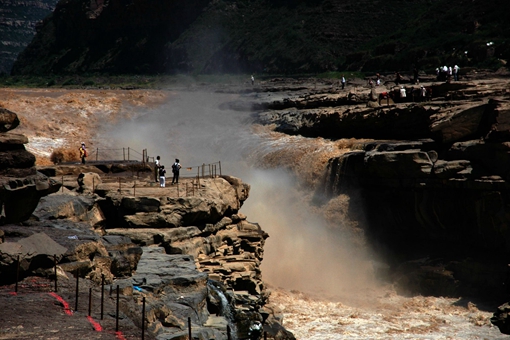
79, 142, 87, 164
159, 165, 166, 187
171, 159, 181, 184
154, 155, 161, 182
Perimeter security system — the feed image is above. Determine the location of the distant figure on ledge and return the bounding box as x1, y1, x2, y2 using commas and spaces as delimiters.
172, 159, 182, 185
154, 155, 161, 182
159, 165, 166, 187
79, 142, 87, 164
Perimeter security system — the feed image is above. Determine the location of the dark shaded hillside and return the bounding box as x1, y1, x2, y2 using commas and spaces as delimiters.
358, 0, 510, 72
10, 0, 509, 75
0, 0, 58, 74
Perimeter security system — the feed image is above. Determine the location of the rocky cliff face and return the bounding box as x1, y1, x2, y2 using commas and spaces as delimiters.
250, 75, 510, 305
1, 164, 294, 339
0, 0, 58, 74
0, 108, 60, 223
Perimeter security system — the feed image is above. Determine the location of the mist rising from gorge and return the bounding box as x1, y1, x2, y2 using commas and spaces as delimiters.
105, 88, 378, 296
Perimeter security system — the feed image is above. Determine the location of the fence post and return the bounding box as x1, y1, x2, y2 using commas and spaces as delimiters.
116, 285, 120, 332
208, 164, 211, 178
188, 317, 192, 340
123, 148, 125, 161
101, 274, 104, 320
15, 255, 20, 293
75, 270, 79, 311
88, 287, 92, 316
219, 161, 222, 176
53, 254, 57, 292
128, 147, 130, 161
202, 163, 205, 178
96, 148, 99, 161
142, 297, 146, 340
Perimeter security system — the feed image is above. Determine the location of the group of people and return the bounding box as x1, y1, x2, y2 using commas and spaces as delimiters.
436, 65, 460, 82
396, 84, 430, 102
155, 156, 181, 187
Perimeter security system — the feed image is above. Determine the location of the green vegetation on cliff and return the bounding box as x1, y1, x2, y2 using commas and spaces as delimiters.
10, 0, 510, 76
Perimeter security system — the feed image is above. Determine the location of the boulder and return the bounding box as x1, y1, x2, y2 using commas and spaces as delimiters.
0, 232, 67, 283
430, 102, 489, 143
0, 108, 20, 132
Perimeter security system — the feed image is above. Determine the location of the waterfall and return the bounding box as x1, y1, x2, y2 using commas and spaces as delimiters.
207, 280, 238, 340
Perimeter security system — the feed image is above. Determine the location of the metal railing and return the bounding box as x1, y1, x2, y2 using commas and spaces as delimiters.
86, 147, 149, 163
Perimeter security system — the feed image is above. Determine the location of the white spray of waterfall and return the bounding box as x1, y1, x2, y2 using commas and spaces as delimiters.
106, 89, 379, 297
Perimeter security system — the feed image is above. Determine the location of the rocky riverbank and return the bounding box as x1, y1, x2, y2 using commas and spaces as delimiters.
1, 160, 294, 339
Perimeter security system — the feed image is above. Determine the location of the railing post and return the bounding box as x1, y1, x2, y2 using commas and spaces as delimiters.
53, 254, 57, 292
115, 285, 120, 332
15, 255, 20, 293
96, 148, 98, 161
88, 287, 92, 316
128, 147, 130, 161
219, 161, 222, 176
75, 270, 79, 311
188, 317, 192, 340
101, 274, 104, 320
123, 148, 125, 161
141, 297, 146, 340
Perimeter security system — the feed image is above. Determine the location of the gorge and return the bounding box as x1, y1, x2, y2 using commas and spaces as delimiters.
0, 72, 509, 339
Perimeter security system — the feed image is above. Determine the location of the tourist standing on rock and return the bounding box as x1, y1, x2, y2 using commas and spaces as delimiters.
171, 159, 181, 185
453, 65, 460, 81
341, 75, 346, 89
154, 155, 161, 182
251, 75, 255, 85
400, 86, 407, 101
159, 165, 166, 187
79, 142, 87, 164
420, 86, 427, 102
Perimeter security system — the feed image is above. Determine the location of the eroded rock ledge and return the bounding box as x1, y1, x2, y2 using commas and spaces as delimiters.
1, 163, 294, 340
